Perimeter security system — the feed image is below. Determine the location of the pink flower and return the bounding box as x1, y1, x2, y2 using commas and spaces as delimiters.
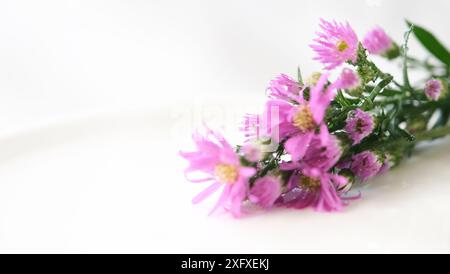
281, 131, 342, 172
279, 127, 345, 212
262, 99, 299, 142
337, 68, 361, 90
281, 168, 347, 212
248, 176, 282, 209
345, 109, 374, 145
180, 128, 255, 217
302, 132, 342, 170
284, 73, 338, 161
362, 27, 393, 55
267, 74, 301, 101
350, 151, 382, 181
247, 73, 335, 148
310, 19, 359, 70
424, 79, 443, 101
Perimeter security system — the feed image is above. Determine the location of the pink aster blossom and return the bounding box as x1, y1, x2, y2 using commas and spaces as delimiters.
180, 128, 255, 217
337, 68, 361, 90
281, 131, 342, 173
362, 27, 393, 55
260, 99, 298, 142
248, 176, 282, 209
267, 74, 302, 101
284, 73, 339, 161
350, 151, 382, 181
310, 19, 359, 70
245, 73, 335, 149
280, 168, 347, 212
345, 108, 374, 145
424, 79, 443, 101
301, 132, 342, 170
279, 129, 347, 212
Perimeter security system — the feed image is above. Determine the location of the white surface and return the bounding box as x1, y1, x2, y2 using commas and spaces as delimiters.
0, 0, 449, 253
0, 110, 450, 253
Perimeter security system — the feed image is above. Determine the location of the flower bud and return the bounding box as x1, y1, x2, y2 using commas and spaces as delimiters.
344, 109, 375, 145
337, 68, 364, 97
363, 27, 399, 59
424, 78, 448, 101
350, 150, 383, 182
382, 42, 400, 60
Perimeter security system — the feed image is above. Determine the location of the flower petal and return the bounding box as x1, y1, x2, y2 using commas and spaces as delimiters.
285, 132, 314, 161
192, 182, 221, 204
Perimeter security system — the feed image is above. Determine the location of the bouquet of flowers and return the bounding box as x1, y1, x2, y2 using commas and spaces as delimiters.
180, 19, 450, 217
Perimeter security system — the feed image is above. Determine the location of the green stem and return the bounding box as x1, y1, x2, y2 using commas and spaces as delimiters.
406, 56, 444, 71
250, 143, 284, 184
402, 25, 414, 90
415, 125, 450, 142
297, 66, 304, 85
361, 75, 393, 110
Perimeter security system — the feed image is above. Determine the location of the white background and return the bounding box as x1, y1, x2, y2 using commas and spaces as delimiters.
0, 0, 449, 253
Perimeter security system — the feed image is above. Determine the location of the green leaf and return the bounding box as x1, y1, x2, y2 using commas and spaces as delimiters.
406, 20, 450, 66
335, 90, 351, 107
365, 85, 402, 96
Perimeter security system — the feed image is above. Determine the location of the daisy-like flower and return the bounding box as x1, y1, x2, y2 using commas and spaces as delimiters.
362, 27, 393, 55
283, 73, 338, 161
247, 73, 335, 149
261, 99, 298, 142
350, 151, 383, 181
301, 131, 342, 170
281, 168, 347, 212
344, 108, 374, 145
267, 74, 301, 101
281, 131, 342, 173
180, 128, 255, 217
279, 128, 347, 212
424, 79, 444, 101
310, 19, 359, 70
248, 176, 282, 209
338, 68, 361, 90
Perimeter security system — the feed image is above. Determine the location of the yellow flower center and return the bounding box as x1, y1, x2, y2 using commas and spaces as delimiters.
292, 105, 316, 131
214, 164, 238, 184
336, 40, 349, 52
299, 176, 321, 192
